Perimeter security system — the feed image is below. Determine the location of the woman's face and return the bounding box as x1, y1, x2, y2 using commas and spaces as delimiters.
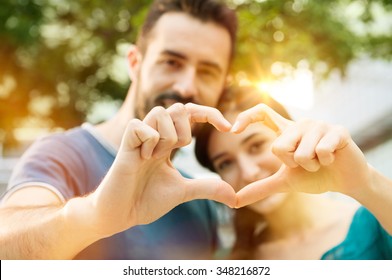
208, 111, 287, 214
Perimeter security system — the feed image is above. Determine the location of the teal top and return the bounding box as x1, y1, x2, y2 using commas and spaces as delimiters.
321, 206, 392, 260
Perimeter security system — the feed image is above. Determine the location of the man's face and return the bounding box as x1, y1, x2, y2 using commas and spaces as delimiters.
133, 12, 232, 119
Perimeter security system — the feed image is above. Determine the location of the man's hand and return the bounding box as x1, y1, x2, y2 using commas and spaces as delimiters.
86, 103, 236, 237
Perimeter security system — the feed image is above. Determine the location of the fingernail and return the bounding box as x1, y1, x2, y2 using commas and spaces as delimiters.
231, 122, 240, 133
222, 121, 232, 131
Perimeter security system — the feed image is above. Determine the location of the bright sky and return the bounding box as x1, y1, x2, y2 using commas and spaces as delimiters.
257, 69, 314, 110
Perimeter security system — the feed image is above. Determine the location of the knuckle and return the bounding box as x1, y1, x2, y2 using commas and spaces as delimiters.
163, 134, 178, 146
315, 145, 331, 156
167, 103, 188, 119
150, 106, 167, 114
184, 102, 197, 110
177, 135, 192, 147
271, 142, 288, 156
151, 130, 160, 140
169, 102, 186, 112
294, 151, 314, 164
128, 118, 143, 127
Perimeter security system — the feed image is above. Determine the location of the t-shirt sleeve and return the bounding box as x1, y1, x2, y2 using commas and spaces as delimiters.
3, 135, 86, 202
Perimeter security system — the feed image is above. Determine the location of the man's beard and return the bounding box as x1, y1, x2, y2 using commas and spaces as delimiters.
136, 90, 195, 120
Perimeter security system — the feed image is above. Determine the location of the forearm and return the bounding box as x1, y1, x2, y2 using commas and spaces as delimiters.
352, 164, 392, 235
0, 198, 100, 259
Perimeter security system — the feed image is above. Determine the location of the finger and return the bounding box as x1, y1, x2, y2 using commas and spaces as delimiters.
231, 103, 291, 134
184, 103, 232, 132
166, 103, 192, 148
316, 125, 350, 166
271, 126, 302, 168
292, 124, 326, 172
183, 177, 237, 208
235, 168, 287, 208
143, 106, 178, 158
124, 119, 160, 159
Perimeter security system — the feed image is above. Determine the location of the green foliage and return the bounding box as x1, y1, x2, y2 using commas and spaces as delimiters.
0, 0, 150, 148
229, 0, 392, 82
0, 0, 391, 149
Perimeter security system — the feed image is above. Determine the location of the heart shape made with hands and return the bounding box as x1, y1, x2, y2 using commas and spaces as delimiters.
123, 102, 363, 214
195, 103, 363, 209
214, 103, 300, 209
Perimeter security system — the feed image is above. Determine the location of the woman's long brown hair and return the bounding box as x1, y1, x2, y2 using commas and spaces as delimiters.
194, 85, 291, 259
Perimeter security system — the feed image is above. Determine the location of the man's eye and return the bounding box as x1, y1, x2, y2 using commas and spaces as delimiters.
165, 59, 181, 68
199, 69, 218, 79
199, 69, 213, 76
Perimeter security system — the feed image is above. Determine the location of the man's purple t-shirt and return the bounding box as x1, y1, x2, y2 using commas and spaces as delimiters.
3, 124, 218, 259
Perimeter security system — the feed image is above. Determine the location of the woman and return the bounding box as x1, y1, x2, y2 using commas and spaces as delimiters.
195, 86, 392, 259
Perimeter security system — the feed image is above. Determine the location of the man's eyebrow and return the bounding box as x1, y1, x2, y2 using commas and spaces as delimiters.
161, 50, 222, 73
162, 50, 187, 60
210, 134, 260, 162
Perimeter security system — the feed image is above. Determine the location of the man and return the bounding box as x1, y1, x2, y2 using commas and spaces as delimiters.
0, 0, 237, 259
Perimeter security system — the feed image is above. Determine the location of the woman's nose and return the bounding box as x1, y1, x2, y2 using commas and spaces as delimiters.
238, 155, 261, 185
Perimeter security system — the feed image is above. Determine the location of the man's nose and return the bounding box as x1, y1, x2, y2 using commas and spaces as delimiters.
172, 68, 198, 100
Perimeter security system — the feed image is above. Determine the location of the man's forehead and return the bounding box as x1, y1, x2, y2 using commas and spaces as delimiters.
147, 12, 231, 68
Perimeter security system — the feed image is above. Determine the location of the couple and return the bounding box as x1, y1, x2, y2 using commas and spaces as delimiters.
1, 0, 391, 260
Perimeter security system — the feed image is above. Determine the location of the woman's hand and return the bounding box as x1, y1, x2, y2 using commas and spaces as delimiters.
232, 104, 371, 208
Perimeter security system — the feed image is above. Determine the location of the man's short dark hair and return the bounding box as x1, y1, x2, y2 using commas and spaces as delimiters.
137, 0, 237, 59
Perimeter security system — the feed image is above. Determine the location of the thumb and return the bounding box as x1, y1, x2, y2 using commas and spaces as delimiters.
183, 177, 237, 208
236, 170, 286, 208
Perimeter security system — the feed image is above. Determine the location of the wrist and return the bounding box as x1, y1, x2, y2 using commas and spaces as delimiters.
348, 164, 381, 205
61, 196, 102, 248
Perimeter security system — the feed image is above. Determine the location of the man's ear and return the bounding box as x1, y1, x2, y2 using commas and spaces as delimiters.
225, 74, 234, 87
127, 44, 142, 81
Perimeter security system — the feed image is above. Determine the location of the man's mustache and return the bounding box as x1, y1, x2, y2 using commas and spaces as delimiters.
153, 92, 195, 109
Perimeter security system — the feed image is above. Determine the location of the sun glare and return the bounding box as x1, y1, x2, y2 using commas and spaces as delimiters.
256, 68, 314, 110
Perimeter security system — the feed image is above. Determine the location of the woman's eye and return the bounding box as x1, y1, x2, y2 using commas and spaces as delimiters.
216, 159, 233, 172
249, 141, 266, 154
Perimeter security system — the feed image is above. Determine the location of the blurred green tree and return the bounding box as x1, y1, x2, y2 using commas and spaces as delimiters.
231, 0, 392, 82
0, 0, 391, 151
